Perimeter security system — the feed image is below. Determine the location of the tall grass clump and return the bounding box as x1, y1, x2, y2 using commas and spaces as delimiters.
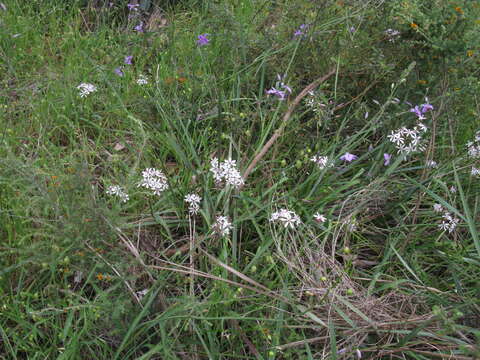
1, 0, 480, 358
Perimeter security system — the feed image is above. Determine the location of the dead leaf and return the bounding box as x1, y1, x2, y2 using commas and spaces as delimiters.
114, 143, 125, 152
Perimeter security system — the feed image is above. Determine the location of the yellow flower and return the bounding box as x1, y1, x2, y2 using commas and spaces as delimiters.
410, 22, 418, 29
467, 50, 474, 57
417, 80, 427, 85
454, 7, 463, 14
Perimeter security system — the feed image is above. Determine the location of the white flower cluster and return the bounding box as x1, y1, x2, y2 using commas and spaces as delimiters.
387, 123, 427, 155
466, 131, 480, 159
210, 157, 244, 188
137, 74, 148, 85
77, 83, 97, 97
304, 91, 326, 113
384, 28, 401, 42
472, 167, 480, 177
106, 185, 129, 203
438, 212, 460, 233
185, 193, 201, 215
434, 204, 460, 233
270, 208, 301, 229
212, 216, 232, 237
310, 155, 333, 170
138, 168, 169, 196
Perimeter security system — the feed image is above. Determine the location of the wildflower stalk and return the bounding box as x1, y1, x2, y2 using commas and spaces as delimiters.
189, 215, 196, 298
243, 67, 336, 181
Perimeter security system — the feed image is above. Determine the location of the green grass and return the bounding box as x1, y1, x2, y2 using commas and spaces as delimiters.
1, 0, 480, 358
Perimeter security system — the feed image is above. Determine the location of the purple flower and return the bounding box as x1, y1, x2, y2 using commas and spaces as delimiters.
294, 24, 307, 37
410, 102, 433, 120
134, 22, 144, 33
349, 26, 356, 33
266, 87, 287, 100
197, 33, 210, 46
124, 55, 133, 65
383, 153, 391, 166
127, 3, 140, 11
421, 103, 433, 113
114, 67, 124, 77
340, 152, 358, 162
410, 105, 426, 120
266, 74, 292, 100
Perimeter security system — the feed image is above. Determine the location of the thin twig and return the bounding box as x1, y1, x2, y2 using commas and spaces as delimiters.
85, 243, 143, 307
229, 319, 261, 358
243, 67, 337, 181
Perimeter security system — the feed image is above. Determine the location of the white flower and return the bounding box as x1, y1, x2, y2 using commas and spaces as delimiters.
313, 213, 326, 223
433, 203, 443, 213
449, 186, 457, 193
209, 157, 244, 189
356, 349, 362, 359
438, 212, 459, 233
270, 208, 301, 229
310, 155, 333, 170
388, 125, 427, 156
212, 216, 232, 237
138, 168, 169, 196
136, 74, 148, 85
106, 185, 129, 203
471, 167, 480, 177
384, 28, 401, 42
466, 131, 480, 158
387, 130, 404, 146
77, 83, 97, 97
415, 123, 428, 133
136, 289, 148, 300
426, 160, 438, 168
438, 221, 450, 232
347, 219, 358, 232
185, 193, 201, 215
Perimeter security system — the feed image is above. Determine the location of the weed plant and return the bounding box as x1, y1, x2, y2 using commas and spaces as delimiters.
1, 0, 480, 358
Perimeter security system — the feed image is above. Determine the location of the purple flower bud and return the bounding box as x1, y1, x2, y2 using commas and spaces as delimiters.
124, 55, 133, 65
114, 67, 124, 77
127, 3, 139, 11
340, 152, 358, 162
384, 153, 391, 166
